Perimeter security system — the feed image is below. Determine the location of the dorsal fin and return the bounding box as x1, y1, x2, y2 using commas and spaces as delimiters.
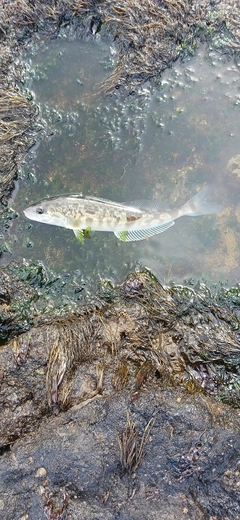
122, 200, 166, 212
84, 195, 142, 213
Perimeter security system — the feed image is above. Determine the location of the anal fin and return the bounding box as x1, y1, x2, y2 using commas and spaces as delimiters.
114, 221, 174, 242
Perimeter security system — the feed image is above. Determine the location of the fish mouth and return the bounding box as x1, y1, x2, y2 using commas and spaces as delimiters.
23, 207, 41, 221
23, 207, 33, 219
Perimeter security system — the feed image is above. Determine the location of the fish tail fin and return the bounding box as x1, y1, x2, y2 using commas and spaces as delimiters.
180, 186, 223, 217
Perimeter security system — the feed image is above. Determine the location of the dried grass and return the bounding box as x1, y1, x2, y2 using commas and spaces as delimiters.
7, 270, 240, 411
71, 0, 240, 91
117, 411, 155, 474
0, 89, 37, 199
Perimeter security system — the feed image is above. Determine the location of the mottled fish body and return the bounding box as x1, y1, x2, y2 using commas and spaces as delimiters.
23, 186, 222, 242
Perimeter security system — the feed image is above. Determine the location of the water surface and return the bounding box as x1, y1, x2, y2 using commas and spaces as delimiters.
3, 38, 240, 290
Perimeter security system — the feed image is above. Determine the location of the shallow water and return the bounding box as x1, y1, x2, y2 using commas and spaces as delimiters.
3, 37, 240, 290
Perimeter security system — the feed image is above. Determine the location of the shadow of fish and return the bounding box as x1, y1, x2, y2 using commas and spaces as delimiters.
24, 186, 222, 242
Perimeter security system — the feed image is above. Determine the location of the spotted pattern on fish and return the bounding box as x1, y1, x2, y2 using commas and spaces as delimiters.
23, 187, 223, 242
127, 215, 141, 222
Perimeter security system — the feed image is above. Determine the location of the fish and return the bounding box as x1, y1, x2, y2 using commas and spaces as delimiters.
23, 185, 222, 242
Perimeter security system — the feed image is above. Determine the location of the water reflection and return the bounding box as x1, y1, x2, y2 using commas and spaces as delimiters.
3, 39, 240, 288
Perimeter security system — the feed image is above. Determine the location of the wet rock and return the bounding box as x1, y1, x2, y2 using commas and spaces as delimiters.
0, 271, 239, 518
1, 389, 240, 519
0, 263, 55, 343
0, 270, 239, 450
36, 467, 47, 478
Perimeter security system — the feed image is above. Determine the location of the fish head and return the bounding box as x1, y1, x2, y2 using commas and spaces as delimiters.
24, 199, 66, 227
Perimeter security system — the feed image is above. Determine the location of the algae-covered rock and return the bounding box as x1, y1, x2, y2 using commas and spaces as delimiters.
0, 262, 78, 343
0, 270, 239, 453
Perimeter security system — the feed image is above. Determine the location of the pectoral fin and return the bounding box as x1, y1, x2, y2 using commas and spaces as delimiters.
83, 226, 91, 239
114, 221, 174, 242
73, 229, 85, 243
73, 227, 92, 242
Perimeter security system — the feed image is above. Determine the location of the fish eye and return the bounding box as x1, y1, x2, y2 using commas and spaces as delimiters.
36, 207, 44, 214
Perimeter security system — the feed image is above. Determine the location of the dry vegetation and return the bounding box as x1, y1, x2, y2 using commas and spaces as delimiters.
71, 0, 240, 90
117, 412, 155, 474
0, 90, 37, 199
6, 271, 240, 419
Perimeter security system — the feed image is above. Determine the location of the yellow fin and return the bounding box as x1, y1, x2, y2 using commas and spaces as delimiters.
73, 229, 85, 243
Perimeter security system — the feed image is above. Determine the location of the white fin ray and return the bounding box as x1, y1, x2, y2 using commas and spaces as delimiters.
73, 229, 84, 242
114, 220, 174, 242
85, 195, 142, 212
122, 200, 166, 212
180, 186, 223, 216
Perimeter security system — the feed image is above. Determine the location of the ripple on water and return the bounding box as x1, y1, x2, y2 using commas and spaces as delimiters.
3, 41, 240, 289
